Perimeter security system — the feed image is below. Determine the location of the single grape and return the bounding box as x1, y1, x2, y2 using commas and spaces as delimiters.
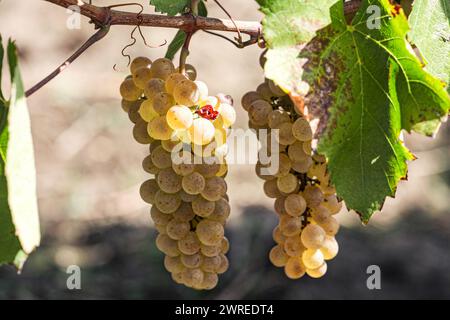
138, 99, 159, 122
221, 237, 229, 254
173, 79, 200, 106
152, 92, 175, 115
268, 110, 291, 129
216, 254, 229, 274
181, 253, 203, 269
161, 138, 182, 153
284, 257, 306, 279
279, 216, 302, 237
249, 100, 272, 126
302, 185, 324, 208
284, 194, 307, 217
178, 189, 198, 202
182, 172, 206, 195
172, 161, 195, 176
142, 154, 160, 174
201, 244, 221, 257
181, 268, 204, 288
120, 78, 143, 101
292, 117, 313, 141
207, 197, 230, 224
256, 82, 273, 101
302, 248, 324, 269
150, 58, 175, 80
139, 179, 159, 204
288, 141, 309, 162
154, 190, 181, 213
269, 244, 289, 267
156, 234, 180, 257
201, 255, 221, 273
276, 173, 299, 194
133, 66, 153, 89
166, 105, 194, 130
268, 80, 286, 97
195, 161, 221, 178
133, 118, 153, 144
263, 179, 283, 198
276, 122, 296, 145
301, 224, 326, 249
175, 64, 197, 81
310, 206, 331, 224
217, 103, 236, 128
164, 255, 184, 273
272, 225, 287, 244
189, 118, 215, 146
274, 197, 288, 215
284, 236, 306, 257
201, 177, 227, 202
317, 216, 340, 236
320, 235, 339, 260
150, 146, 172, 169
157, 168, 182, 194
306, 262, 327, 278
192, 196, 216, 217
291, 157, 313, 173
148, 116, 173, 140
165, 73, 187, 94
130, 57, 152, 75
201, 272, 219, 290
241, 91, 262, 111
144, 78, 165, 100
178, 231, 201, 255
150, 205, 173, 225
274, 153, 292, 177
323, 195, 342, 215
194, 81, 209, 100
196, 219, 224, 246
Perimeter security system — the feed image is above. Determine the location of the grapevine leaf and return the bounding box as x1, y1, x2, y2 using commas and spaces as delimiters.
164, 2, 207, 60
149, 0, 189, 16
409, 0, 450, 94
299, 0, 450, 222
258, 0, 339, 94
0, 38, 40, 269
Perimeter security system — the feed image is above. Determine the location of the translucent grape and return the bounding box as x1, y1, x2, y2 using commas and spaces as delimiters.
201, 255, 221, 272
274, 153, 292, 177
155, 234, 180, 257
216, 254, 229, 274
272, 225, 287, 244
196, 219, 224, 246
276, 122, 296, 145
181, 253, 203, 269
173, 79, 200, 106
241, 91, 262, 111
310, 206, 331, 224
139, 179, 159, 204
133, 119, 153, 144
201, 272, 219, 290
192, 196, 215, 217
157, 168, 182, 194
221, 237, 229, 254
150, 58, 175, 80
194, 80, 209, 100
292, 118, 313, 141
302, 248, 324, 269
154, 190, 181, 213
274, 197, 288, 215
172, 161, 195, 176
269, 244, 289, 267
284, 257, 306, 279
188, 118, 215, 145
150, 146, 172, 169
263, 179, 283, 199
284, 194, 307, 217
152, 92, 175, 115
302, 185, 324, 208
161, 138, 181, 153
208, 198, 230, 224
195, 161, 221, 178
284, 236, 306, 257
172, 201, 196, 222
201, 244, 221, 257
166, 219, 190, 241
291, 157, 313, 173
178, 231, 201, 255
318, 216, 340, 236
130, 57, 152, 75
142, 155, 160, 174
164, 255, 184, 273
217, 103, 236, 128
306, 262, 327, 278
133, 66, 153, 89
178, 189, 198, 203
201, 177, 227, 202
181, 268, 204, 288
166, 105, 194, 130
120, 78, 143, 101
276, 173, 298, 194
175, 64, 197, 81
182, 172, 205, 195
138, 99, 159, 122
165, 73, 187, 94
148, 116, 173, 140
144, 78, 165, 100
150, 206, 173, 226
301, 224, 326, 249
279, 216, 302, 237
320, 235, 339, 260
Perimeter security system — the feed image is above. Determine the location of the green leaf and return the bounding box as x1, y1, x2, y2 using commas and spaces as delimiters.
149, 0, 189, 16
259, 0, 339, 94
409, 0, 450, 94
164, 2, 207, 60
300, 0, 450, 222
0, 38, 40, 269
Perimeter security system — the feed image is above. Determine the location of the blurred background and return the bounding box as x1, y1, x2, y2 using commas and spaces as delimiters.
0, 0, 449, 299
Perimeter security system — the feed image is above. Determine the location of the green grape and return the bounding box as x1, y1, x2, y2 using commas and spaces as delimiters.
194, 81, 209, 100
284, 235, 306, 257
150, 205, 173, 225
196, 219, 224, 246
142, 154, 160, 174
284, 194, 307, 217
272, 225, 287, 244
300, 224, 326, 249
216, 254, 229, 274
150, 58, 175, 80
306, 262, 327, 278
148, 116, 173, 140
130, 57, 152, 75
274, 197, 288, 215
139, 179, 159, 204
133, 118, 153, 144
175, 64, 197, 81
207, 197, 230, 225
189, 118, 215, 145
165, 73, 187, 94
181, 253, 203, 269
201, 177, 227, 202
150, 146, 172, 169
302, 185, 324, 208
291, 157, 313, 173
263, 179, 283, 199
201, 272, 219, 290
172, 161, 195, 176
157, 168, 182, 194
249, 100, 272, 126
268, 80, 286, 97
166, 219, 190, 240
182, 172, 205, 195
276, 122, 296, 145
164, 255, 184, 273
323, 195, 342, 215
217, 103, 236, 128
310, 205, 331, 224
276, 173, 298, 194
279, 216, 302, 237
173, 79, 200, 106
320, 235, 339, 260
220, 237, 229, 254
201, 244, 221, 257
152, 92, 175, 115
241, 91, 262, 111
317, 216, 340, 236
166, 105, 194, 130
154, 190, 181, 213
256, 82, 273, 101
120, 78, 143, 101
302, 248, 324, 269
178, 231, 201, 255
288, 141, 309, 162
269, 244, 289, 267
171, 271, 185, 284
138, 99, 159, 122
128, 99, 143, 124
121, 99, 138, 113
267, 110, 291, 129
172, 201, 196, 222
156, 234, 180, 257
192, 196, 215, 217
274, 153, 292, 178
144, 78, 165, 100
284, 257, 306, 279
195, 161, 221, 178
292, 118, 313, 141
181, 268, 204, 288
201, 255, 221, 272
133, 66, 153, 89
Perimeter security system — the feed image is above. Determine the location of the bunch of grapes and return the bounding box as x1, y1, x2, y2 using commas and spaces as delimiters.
242, 74, 343, 280
120, 57, 236, 289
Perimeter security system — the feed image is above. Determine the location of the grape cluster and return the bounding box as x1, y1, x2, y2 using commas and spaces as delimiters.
242, 72, 343, 280
120, 57, 236, 289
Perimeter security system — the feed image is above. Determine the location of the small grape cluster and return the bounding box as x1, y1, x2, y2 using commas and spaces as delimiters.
242, 74, 343, 280
120, 57, 236, 290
